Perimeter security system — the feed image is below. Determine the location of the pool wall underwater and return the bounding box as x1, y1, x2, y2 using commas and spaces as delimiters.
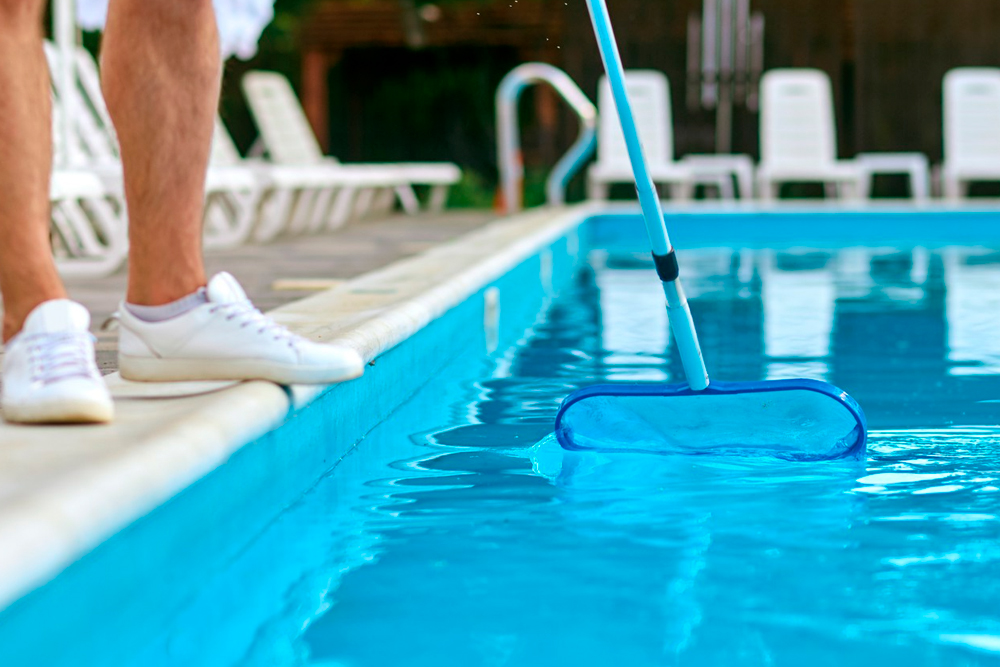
5, 202, 1000, 664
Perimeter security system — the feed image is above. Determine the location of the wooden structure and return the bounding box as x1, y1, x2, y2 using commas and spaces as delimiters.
852, 0, 1000, 160
294, 0, 1000, 179
298, 0, 564, 150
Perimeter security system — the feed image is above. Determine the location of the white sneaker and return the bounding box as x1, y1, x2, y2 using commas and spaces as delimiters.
1, 300, 114, 424
117, 272, 365, 385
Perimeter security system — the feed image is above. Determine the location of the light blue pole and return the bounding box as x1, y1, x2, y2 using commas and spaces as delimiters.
584, 0, 710, 390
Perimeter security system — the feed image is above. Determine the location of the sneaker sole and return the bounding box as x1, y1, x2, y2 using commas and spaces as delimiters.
118, 355, 365, 385
2, 398, 114, 425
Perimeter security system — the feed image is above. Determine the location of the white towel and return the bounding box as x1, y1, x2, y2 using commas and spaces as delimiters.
75, 0, 276, 60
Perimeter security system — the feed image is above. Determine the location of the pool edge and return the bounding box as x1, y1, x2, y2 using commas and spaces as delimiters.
0, 203, 598, 612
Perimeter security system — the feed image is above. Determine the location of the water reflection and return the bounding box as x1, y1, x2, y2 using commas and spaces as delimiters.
762, 250, 834, 380
122, 243, 1000, 667
299, 245, 1000, 665
945, 249, 1000, 376
593, 243, 1000, 419
662, 244, 1000, 429
831, 251, 949, 428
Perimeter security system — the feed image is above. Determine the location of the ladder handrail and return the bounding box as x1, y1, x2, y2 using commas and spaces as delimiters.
496, 63, 598, 212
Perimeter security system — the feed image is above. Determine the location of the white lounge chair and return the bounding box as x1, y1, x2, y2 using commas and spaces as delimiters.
757, 69, 862, 200
70, 44, 398, 243
588, 71, 695, 201
944, 248, 1000, 373
941, 68, 1000, 200
239, 76, 410, 236
49, 168, 129, 278
241, 70, 461, 222
208, 118, 384, 242
45, 43, 263, 250
760, 250, 835, 381
47, 94, 128, 277
588, 71, 753, 201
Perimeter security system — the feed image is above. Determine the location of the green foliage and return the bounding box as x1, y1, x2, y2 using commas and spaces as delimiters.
268, 0, 316, 49
446, 170, 497, 209
522, 167, 550, 208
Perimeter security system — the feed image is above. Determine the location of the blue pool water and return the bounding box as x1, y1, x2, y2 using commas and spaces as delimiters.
117, 241, 1000, 666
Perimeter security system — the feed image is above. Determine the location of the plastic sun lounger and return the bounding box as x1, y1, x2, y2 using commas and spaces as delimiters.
240, 70, 461, 223
238, 73, 403, 237
210, 118, 337, 243
210, 117, 414, 242
45, 78, 129, 278
588, 71, 696, 201
45, 42, 261, 251
941, 68, 1000, 200
49, 166, 129, 278
589, 70, 754, 201
756, 69, 863, 200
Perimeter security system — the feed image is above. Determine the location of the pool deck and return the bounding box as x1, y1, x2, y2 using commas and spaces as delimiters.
0, 205, 589, 612
74, 212, 497, 375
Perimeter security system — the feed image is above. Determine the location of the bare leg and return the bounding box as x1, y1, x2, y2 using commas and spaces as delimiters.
101, 0, 220, 305
0, 0, 68, 340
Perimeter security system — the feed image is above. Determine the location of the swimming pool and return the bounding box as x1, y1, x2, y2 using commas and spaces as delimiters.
3, 206, 1000, 665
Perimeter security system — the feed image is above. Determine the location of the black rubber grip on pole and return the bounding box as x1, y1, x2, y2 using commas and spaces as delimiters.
652, 250, 679, 282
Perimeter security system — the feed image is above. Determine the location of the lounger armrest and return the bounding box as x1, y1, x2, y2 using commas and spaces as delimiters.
50, 170, 107, 201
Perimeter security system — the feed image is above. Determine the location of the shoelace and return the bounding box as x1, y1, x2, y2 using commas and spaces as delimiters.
209, 301, 300, 347
26, 332, 99, 385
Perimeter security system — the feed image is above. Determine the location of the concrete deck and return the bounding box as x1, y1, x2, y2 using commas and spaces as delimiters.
0, 205, 586, 611
69, 212, 496, 374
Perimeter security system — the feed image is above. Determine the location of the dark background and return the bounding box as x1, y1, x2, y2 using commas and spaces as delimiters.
84, 0, 1000, 203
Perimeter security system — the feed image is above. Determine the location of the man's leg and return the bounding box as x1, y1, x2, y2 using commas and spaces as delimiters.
100, 0, 218, 306
100, 0, 364, 385
0, 0, 112, 423
0, 0, 67, 341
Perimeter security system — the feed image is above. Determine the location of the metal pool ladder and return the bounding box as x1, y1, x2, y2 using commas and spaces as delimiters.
496, 63, 598, 213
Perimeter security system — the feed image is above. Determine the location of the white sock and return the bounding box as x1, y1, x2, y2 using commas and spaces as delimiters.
125, 288, 209, 323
